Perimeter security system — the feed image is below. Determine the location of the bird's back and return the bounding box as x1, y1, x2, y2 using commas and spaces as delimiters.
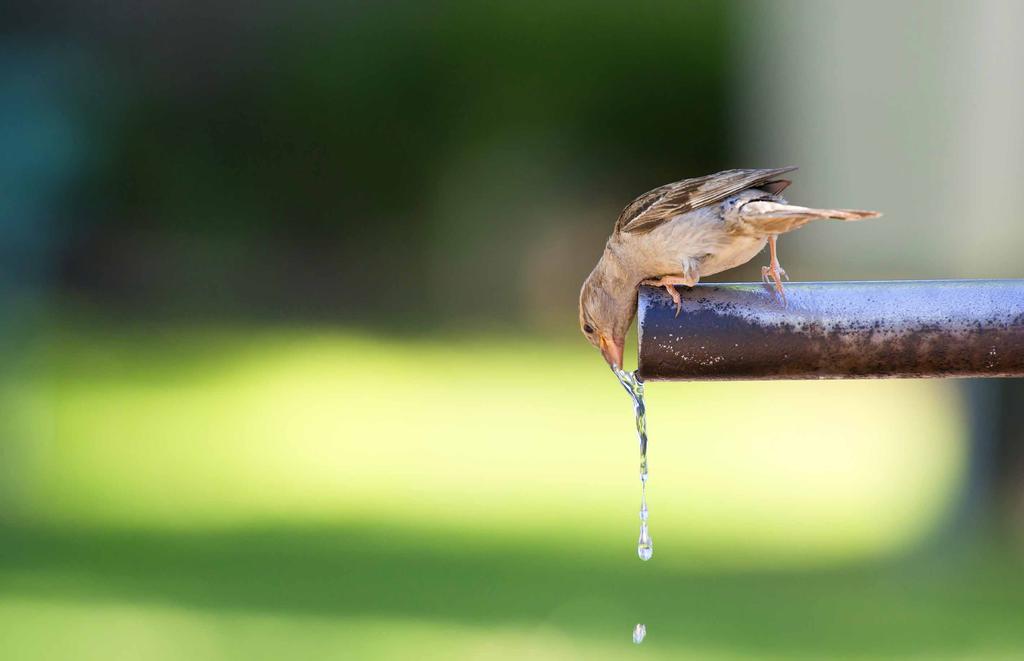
612, 188, 780, 278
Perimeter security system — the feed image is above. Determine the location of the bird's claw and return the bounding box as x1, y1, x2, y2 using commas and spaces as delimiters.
760, 266, 788, 282
641, 277, 685, 317
761, 265, 788, 306
667, 287, 682, 317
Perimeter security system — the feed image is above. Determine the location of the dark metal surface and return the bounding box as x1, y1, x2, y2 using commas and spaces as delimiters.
637, 280, 1024, 381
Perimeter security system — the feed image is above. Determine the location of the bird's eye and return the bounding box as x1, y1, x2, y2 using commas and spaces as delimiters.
583, 324, 594, 334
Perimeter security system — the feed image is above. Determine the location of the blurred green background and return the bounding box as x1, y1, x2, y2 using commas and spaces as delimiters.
2, 1, 1024, 659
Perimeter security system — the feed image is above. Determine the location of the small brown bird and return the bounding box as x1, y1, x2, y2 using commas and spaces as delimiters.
579, 167, 880, 369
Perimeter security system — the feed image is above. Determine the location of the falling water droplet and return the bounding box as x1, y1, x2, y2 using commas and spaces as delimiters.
632, 623, 647, 644
637, 522, 653, 561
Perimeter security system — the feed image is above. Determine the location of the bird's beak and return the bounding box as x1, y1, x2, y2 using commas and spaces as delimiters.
598, 333, 624, 371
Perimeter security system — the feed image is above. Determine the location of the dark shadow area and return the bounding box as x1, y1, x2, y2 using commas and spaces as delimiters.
2, 523, 1022, 658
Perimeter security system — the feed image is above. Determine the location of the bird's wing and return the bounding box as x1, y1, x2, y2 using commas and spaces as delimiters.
614, 167, 798, 235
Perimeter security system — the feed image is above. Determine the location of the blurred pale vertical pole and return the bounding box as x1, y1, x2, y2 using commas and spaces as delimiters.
735, 0, 1024, 278
736, 0, 1024, 530
959, 1, 1024, 529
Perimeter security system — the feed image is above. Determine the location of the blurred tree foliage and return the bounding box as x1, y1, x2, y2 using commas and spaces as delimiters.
49, 1, 735, 327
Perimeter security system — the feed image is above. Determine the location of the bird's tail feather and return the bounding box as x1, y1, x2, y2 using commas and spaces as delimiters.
734, 201, 881, 235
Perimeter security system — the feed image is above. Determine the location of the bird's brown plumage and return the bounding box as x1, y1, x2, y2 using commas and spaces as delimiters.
581, 166, 881, 370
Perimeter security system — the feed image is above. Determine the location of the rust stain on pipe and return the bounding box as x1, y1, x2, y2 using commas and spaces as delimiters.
637, 280, 1024, 381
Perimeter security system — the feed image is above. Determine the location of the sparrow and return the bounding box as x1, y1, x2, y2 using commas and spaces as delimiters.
579, 167, 880, 370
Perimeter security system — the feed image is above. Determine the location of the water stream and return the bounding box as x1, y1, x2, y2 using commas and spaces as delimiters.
614, 367, 652, 562
615, 367, 651, 644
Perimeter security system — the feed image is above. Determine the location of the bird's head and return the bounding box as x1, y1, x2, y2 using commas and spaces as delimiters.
579, 268, 635, 371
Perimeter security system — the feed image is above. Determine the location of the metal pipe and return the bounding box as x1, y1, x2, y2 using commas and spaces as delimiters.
636, 280, 1024, 381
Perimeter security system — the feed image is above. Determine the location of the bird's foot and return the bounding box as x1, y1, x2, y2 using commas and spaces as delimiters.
761, 235, 788, 306
760, 264, 788, 305
760, 264, 788, 283
641, 275, 696, 317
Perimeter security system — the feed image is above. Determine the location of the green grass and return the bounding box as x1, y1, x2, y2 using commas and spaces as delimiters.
0, 324, 1008, 659
2, 524, 1023, 660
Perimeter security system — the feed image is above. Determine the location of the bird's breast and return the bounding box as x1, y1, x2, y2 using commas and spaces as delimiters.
621, 210, 722, 272
615, 210, 768, 279
697, 235, 768, 277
